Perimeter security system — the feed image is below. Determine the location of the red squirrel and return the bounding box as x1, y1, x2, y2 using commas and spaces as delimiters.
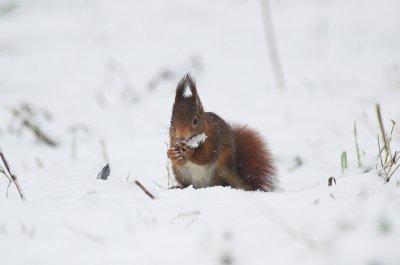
167, 74, 277, 191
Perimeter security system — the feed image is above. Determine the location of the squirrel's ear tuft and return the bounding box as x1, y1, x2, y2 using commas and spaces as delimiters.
176, 73, 198, 100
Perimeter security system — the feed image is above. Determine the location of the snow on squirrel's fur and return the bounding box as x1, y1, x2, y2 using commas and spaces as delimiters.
182, 85, 193, 98
183, 133, 207, 148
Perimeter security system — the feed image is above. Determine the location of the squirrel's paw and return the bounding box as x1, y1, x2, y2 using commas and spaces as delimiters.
179, 144, 195, 157
167, 145, 194, 161
167, 148, 184, 160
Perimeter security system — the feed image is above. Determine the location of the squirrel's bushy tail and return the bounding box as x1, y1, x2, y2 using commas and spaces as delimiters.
232, 125, 277, 191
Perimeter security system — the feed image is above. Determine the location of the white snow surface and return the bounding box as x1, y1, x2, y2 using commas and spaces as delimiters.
184, 133, 208, 149
1, 0, 400, 265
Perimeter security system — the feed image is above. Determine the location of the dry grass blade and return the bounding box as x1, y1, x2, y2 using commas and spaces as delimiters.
354, 121, 362, 167
375, 106, 399, 183
341, 151, 348, 173
164, 142, 174, 187
22, 119, 58, 147
376, 104, 389, 162
260, 0, 286, 91
134, 180, 155, 200
0, 150, 26, 201
0, 165, 11, 181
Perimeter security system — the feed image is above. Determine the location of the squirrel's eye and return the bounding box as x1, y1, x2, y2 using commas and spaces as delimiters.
193, 117, 199, 126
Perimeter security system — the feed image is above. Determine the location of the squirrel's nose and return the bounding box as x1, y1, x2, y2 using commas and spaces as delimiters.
175, 127, 191, 143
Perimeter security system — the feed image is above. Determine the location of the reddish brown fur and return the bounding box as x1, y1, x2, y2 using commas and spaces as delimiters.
168, 74, 277, 191
232, 125, 277, 191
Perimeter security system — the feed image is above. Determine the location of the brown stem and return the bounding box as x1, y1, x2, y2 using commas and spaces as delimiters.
0, 150, 26, 201
134, 180, 155, 200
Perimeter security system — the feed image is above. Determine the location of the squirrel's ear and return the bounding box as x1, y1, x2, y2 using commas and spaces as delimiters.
176, 73, 198, 100
175, 73, 203, 111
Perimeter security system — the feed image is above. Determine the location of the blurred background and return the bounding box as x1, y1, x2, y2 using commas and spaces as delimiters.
1, 0, 400, 264
1, 0, 399, 181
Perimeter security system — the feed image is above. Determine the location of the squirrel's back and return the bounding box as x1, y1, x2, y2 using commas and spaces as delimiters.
232, 125, 277, 191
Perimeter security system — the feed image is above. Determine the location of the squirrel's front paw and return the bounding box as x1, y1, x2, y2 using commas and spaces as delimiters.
167, 147, 184, 161
167, 145, 194, 161
180, 144, 195, 157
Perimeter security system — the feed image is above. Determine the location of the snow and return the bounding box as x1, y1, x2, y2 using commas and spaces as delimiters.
183, 85, 193, 98
1, 0, 400, 264
183, 133, 208, 149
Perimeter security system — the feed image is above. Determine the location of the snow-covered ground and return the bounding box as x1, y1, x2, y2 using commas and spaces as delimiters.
1, 0, 400, 264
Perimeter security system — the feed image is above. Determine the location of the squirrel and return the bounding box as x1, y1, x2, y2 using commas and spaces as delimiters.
167, 74, 277, 191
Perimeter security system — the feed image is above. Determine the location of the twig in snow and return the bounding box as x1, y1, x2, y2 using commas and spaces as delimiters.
260, 0, 286, 91
134, 180, 155, 200
0, 150, 26, 200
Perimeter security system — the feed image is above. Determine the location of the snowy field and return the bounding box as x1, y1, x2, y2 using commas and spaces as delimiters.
1, 0, 400, 264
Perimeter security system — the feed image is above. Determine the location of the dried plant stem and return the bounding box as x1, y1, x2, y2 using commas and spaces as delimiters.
164, 142, 174, 187
134, 180, 155, 200
376, 104, 389, 162
260, 0, 286, 91
388, 163, 400, 181
341, 151, 348, 173
0, 150, 26, 201
376, 118, 399, 183
377, 136, 385, 168
354, 121, 362, 167
22, 119, 58, 147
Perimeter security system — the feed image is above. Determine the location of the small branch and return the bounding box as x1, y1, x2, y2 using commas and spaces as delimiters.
0, 150, 26, 201
134, 180, 155, 200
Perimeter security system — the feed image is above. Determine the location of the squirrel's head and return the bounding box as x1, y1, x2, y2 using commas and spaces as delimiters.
170, 74, 205, 143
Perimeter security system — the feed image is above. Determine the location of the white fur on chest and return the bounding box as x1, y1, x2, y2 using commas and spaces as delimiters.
179, 161, 216, 188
